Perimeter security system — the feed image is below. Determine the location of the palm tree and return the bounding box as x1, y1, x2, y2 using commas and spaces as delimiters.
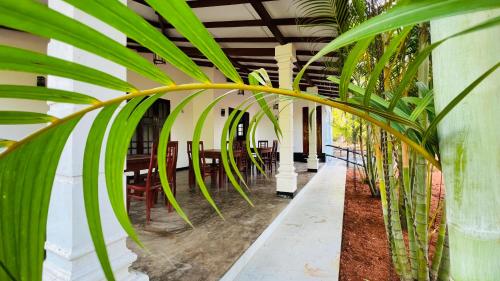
430, 10, 500, 280
0, 0, 498, 280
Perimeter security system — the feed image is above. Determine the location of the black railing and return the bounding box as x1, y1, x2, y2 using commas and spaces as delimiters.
325, 144, 366, 167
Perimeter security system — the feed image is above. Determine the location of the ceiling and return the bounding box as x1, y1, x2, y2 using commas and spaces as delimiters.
126, 0, 340, 97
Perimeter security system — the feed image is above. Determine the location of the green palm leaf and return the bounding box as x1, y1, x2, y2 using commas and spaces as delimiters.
388, 15, 500, 111
157, 91, 208, 227
0, 117, 80, 281
227, 103, 254, 191
423, 62, 499, 144
409, 88, 434, 122
83, 105, 120, 281
0, 139, 15, 149
246, 110, 268, 176
62, 0, 209, 84
105, 94, 167, 248
364, 26, 413, 105
295, 0, 500, 88
0, 85, 100, 104
0, 111, 57, 124
0, 45, 135, 92
0, 0, 172, 86
249, 70, 282, 139
191, 93, 232, 218
339, 36, 373, 101
220, 99, 254, 203
146, 0, 242, 84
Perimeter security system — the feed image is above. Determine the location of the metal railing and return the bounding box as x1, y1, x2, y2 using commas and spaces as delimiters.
325, 144, 366, 167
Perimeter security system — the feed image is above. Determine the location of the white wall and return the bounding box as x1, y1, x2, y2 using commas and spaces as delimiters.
1, 30, 309, 166
0, 30, 49, 141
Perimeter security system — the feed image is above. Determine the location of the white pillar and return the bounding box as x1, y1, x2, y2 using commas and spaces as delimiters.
306, 87, 319, 172
275, 44, 298, 198
43, 1, 147, 280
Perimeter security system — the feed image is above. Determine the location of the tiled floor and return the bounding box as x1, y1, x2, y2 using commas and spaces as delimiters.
128, 162, 321, 281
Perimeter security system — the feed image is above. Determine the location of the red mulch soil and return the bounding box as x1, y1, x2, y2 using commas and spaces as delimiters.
340, 167, 445, 281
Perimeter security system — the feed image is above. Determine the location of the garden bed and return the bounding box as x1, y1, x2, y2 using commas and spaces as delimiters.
340, 167, 445, 280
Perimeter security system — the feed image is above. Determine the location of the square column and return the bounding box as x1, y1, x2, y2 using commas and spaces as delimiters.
43, 1, 147, 280
275, 44, 298, 198
306, 87, 319, 172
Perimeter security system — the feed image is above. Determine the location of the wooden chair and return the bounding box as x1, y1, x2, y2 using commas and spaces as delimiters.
233, 140, 249, 180
258, 140, 269, 148
271, 140, 278, 172
187, 141, 219, 189
126, 144, 163, 223
164, 141, 178, 212
261, 147, 272, 173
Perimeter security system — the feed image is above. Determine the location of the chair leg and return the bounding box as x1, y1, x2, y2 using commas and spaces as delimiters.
188, 168, 194, 189
146, 193, 152, 224
153, 190, 159, 204
126, 193, 130, 214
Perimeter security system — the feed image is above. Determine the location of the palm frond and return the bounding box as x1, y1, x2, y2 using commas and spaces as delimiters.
0, 0, 499, 280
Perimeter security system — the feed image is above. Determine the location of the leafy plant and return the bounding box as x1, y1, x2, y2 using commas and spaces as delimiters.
0, 0, 499, 280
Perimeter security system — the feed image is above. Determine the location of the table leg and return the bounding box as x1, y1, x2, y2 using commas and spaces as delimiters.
219, 157, 224, 189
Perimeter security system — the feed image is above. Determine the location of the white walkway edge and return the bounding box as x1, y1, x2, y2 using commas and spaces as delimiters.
221, 159, 347, 281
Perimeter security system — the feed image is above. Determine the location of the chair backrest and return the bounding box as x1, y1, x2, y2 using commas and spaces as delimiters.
233, 140, 243, 152
232, 140, 247, 167
258, 140, 268, 148
272, 140, 278, 155
166, 141, 178, 182
187, 141, 206, 169
145, 143, 159, 189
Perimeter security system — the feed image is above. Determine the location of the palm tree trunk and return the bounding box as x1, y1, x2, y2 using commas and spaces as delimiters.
402, 143, 418, 279
430, 10, 500, 280
430, 208, 447, 280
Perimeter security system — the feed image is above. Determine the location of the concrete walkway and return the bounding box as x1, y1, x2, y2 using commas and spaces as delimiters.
221, 159, 347, 281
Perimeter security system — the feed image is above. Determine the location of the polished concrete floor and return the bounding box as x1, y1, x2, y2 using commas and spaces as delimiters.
127, 163, 321, 281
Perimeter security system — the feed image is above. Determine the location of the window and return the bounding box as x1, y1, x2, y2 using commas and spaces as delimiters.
237, 123, 244, 137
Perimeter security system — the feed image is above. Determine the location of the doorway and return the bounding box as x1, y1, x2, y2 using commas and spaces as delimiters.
129, 99, 170, 155
302, 106, 322, 156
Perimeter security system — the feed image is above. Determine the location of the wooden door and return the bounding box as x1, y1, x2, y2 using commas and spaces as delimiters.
302, 106, 322, 156
228, 108, 250, 141
302, 107, 309, 155
316, 105, 322, 155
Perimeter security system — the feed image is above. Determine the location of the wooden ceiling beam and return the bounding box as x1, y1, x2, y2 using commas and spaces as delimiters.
128, 43, 336, 58
239, 74, 338, 87
132, 0, 277, 9
170, 56, 339, 77
144, 17, 329, 29
165, 36, 331, 43
248, 0, 316, 86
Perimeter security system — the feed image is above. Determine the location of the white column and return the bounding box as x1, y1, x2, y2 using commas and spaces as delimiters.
275, 44, 297, 198
43, 1, 147, 280
306, 87, 319, 172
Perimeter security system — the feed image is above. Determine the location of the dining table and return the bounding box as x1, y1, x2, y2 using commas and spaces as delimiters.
126, 154, 152, 183
202, 148, 245, 187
